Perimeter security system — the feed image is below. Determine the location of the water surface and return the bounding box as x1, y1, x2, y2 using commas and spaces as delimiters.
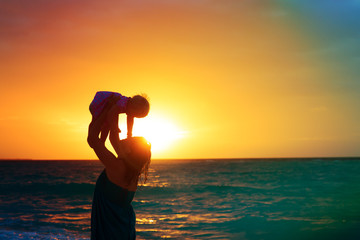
1, 158, 359, 239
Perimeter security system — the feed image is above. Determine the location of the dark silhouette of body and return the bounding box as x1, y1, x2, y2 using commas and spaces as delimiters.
88, 98, 151, 239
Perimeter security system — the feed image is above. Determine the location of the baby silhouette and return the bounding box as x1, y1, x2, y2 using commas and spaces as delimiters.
90, 91, 150, 142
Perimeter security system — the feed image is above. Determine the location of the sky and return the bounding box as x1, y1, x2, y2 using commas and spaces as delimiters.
1, 0, 360, 159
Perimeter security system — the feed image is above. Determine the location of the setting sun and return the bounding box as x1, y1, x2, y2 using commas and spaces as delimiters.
119, 114, 186, 154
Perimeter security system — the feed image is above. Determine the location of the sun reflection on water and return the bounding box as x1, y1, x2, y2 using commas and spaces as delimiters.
135, 212, 243, 239
140, 167, 170, 188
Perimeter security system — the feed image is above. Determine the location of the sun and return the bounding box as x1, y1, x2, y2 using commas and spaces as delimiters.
119, 114, 185, 153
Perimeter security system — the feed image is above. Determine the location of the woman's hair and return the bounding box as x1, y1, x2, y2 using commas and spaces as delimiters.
126, 137, 151, 184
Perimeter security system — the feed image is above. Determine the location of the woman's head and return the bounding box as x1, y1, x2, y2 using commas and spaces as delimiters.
124, 137, 151, 184
127, 95, 150, 118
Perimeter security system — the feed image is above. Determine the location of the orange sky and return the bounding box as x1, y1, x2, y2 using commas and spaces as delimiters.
1, 1, 360, 159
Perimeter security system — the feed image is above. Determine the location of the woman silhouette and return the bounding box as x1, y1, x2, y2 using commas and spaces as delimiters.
87, 98, 151, 240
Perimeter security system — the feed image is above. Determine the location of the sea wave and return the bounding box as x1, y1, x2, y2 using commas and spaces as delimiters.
1, 183, 95, 197
0, 228, 88, 240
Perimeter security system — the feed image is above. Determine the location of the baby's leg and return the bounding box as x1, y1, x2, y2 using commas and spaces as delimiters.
100, 123, 110, 143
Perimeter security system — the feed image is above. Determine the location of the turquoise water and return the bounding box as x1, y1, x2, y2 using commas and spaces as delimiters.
1, 158, 360, 239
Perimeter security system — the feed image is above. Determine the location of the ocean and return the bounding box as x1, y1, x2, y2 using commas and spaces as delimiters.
1, 158, 359, 240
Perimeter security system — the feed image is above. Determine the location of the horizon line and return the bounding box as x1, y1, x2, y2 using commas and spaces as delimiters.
1, 156, 359, 161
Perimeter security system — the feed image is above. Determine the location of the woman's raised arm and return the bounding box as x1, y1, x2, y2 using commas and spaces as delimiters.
108, 104, 126, 158
87, 103, 118, 168
107, 109, 148, 174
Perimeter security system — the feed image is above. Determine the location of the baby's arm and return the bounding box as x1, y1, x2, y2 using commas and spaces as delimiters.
127, 115, 134, 138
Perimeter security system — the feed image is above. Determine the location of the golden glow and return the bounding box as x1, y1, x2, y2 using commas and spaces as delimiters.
119, 114, 186, 155
0, 1, 359, 159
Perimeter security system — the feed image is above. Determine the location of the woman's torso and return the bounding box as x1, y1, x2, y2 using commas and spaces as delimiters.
91, 170, 136, 239
106, 160, 138, 192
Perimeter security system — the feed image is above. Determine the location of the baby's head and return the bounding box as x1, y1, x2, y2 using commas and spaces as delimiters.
127, 94, 150, 118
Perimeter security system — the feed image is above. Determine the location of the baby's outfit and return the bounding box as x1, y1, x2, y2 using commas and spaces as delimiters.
90, 91, 130, 119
